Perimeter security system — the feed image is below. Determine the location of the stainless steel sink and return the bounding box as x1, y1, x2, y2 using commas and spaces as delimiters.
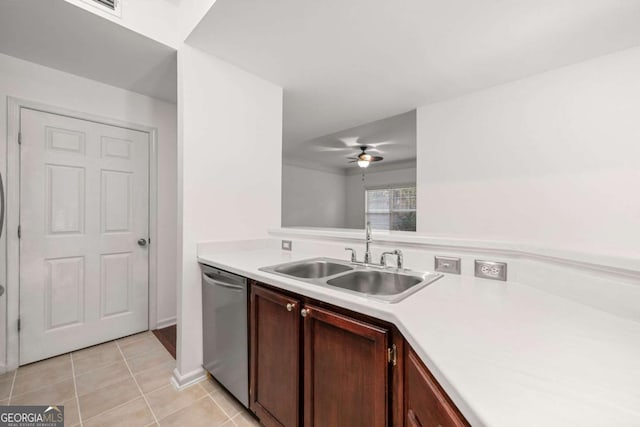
326, 270, 422, 295
273, 259, 353, 278
260, 257, 442, 303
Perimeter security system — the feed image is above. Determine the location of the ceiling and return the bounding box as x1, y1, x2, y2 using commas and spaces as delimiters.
0, 0, 177, 103
283, 110, 416, 173
188, 0, 640, 145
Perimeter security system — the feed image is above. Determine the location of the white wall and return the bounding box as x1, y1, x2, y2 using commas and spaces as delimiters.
176, 44, 282, 383
345, 166, 417, 229
65, 0, 181, 48
179, 0, 218, 42
64, 0, 220, 48
417, 46, 640, 258
282, 163, 347, 228
0, 52, 178, 364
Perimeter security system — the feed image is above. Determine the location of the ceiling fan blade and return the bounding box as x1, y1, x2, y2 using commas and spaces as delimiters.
371, 156, 384, 162
338, 137, 362, 147
367, 142, 393, 149
348, 160, 358, 163
315, 146, 353, 152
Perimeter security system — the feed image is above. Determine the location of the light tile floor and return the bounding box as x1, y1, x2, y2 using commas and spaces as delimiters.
0, 331, 260, 427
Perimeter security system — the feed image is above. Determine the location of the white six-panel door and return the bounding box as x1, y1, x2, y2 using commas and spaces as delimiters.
19, 108, 149, 365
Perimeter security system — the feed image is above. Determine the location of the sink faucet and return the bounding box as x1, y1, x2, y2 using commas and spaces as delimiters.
364, 221, 373, 264
380, 249, 404, 269
345, 223, 403, 268
344, 247, 357, 262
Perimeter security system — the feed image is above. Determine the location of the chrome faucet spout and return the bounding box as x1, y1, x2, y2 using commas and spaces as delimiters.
344, 247, 357, 263
364, 221, 372, 264
380, 249, 404, 269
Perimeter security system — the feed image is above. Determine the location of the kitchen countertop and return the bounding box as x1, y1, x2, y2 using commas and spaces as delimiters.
198, 242, 640, 426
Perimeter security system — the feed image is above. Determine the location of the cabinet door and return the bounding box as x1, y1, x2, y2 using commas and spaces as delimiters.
303, 304, 389, 427
250, 284, 301, 427
405, 347, 469, 427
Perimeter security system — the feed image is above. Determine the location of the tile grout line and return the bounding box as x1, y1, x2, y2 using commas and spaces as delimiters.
69, 353, 84, 427
230, 411, 248, 427
136, 383, 209, 423
118, 350, 173, 375
7, 369, 17, 404
202, 384, 238, 426
115, 339, 161, 426
80, 393, 148, 424
202, 393, 238, 426
138, 382, 234, 426
10, 359, 76, 401
76, 343, 170, 383
129, 359, 175, 377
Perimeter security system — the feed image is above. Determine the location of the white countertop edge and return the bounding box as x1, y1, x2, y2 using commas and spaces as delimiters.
196, 250, 484, 425
269, 227, 640, 275
196, 242, 640, 426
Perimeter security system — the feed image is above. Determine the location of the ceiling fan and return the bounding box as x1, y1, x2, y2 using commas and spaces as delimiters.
348, 146, 383, 168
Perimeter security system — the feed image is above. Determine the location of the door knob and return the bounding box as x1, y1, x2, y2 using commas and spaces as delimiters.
286, 303, 295, 312
137, 238, 148, 247
300, 308, 310, 318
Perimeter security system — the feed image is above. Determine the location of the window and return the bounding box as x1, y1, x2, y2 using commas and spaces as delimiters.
365, 186, 416, 231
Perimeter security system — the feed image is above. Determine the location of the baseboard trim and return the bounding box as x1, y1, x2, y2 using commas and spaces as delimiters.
156, 316, 177, 329
171, 367, 206, 390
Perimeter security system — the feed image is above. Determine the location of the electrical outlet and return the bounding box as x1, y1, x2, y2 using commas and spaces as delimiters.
281, 240, 292, 251
434, 256, 461, 274
474, 260, 507, 281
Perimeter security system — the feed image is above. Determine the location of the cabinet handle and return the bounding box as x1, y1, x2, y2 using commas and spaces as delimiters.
300, 308, 310, 318
286, 303, 295, 312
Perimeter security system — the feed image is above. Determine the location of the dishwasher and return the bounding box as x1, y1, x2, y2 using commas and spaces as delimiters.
201, 263, 248, 407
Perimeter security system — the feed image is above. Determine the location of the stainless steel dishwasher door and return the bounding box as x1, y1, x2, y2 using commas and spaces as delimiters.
201, 264, 248, 407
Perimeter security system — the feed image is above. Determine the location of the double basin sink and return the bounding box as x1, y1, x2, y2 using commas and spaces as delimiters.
260, 257, 442, 303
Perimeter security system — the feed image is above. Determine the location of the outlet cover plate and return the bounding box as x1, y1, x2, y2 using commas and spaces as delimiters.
281, 240, 292, 251
474, 260, 507, 281
434, 256, 461, 274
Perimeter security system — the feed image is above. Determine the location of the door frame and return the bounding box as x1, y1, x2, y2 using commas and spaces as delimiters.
5, 96, 160, 371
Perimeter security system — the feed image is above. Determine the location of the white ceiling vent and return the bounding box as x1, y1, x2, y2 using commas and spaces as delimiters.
78, 0, 121, 17
94, 0, 115, 9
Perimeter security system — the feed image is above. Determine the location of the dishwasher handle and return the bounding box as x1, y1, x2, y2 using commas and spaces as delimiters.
201, 264, 247, 290
203, 273, 244, 291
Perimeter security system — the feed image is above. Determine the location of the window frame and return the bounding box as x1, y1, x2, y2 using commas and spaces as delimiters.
364, 183, 417, 231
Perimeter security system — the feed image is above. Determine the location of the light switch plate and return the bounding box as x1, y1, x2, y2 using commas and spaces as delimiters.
474, 260, 507, 281
434, 256, 461, 274
281, 240, 292, 251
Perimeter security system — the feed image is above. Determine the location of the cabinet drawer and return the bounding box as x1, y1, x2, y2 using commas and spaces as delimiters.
405, 347, 469, 427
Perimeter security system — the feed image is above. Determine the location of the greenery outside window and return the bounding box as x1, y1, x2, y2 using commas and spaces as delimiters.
365, 186, 416, 231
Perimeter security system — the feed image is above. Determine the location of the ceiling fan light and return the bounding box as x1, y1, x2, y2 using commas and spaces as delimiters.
357, 159, 370, 168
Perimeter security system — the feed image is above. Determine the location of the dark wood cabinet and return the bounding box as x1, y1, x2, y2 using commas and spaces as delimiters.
248, 281, 469, 427
404, 346, 469, 427
250, 285, 301, 427
249, 283, 392, 427
302, 303, 389, 427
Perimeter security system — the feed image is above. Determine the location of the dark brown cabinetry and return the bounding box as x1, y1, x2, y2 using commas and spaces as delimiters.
248, 281, 468, 427
404, 346, 469, 427
250, 283, 391, 427
250, 285, 301, 427
303, 303, 389, 427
